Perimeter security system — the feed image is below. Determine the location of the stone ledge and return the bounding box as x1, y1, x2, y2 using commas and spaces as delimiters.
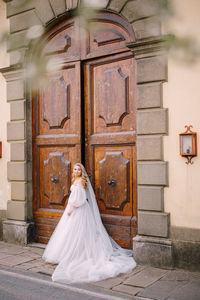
133, 235, 173, 269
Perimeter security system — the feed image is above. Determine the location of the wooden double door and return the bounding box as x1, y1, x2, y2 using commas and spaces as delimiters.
33, 15, 137, 248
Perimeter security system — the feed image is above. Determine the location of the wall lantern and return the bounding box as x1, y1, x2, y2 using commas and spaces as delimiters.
179, 125, 197, 164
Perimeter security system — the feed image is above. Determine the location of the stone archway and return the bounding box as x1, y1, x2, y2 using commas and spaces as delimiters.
2, 0, 172, 268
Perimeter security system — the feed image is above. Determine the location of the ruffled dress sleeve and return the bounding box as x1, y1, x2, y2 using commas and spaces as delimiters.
67, 185, 87, 213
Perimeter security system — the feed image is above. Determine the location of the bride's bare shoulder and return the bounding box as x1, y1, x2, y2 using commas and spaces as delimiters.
73, 178, 85, 188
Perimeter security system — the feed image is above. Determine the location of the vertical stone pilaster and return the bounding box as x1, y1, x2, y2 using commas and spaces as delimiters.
127, 37, 173, 268
1, 68, 33, 245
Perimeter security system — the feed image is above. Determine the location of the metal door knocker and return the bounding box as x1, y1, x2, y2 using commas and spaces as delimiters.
107, 178, 116, 187
51, 175, 59, 183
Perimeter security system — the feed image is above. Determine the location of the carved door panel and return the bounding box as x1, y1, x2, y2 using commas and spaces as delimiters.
84, 52, 137, 248
32, 61, 81, 243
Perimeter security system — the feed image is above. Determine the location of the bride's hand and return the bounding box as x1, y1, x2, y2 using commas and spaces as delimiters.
67, 211, 72, 216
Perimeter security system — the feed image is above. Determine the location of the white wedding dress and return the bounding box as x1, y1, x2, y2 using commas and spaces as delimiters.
43, 177, 136, 284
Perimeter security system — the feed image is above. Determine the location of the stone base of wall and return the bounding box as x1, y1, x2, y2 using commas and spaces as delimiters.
0, 210, 7, 241
3, 220, 35, 245
133, 235, 174, 269
173, 240, 200, 271
133, 235, 200, 271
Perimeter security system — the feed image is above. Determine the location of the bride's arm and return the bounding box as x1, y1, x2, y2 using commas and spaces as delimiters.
67, 185, 87, 216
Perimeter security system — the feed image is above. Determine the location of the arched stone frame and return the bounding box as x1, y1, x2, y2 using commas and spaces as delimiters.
1, 0, 172, 267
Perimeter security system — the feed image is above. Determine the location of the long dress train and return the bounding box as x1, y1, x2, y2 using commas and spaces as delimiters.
43, 183, 136, 284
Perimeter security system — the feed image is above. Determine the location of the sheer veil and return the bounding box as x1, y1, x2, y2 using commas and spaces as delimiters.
80, 163, 133, 258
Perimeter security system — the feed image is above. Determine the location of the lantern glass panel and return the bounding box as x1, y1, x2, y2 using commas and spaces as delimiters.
181, 135, 193, 155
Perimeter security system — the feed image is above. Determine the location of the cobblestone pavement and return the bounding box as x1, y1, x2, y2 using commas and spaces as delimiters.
0, 241, 200, 300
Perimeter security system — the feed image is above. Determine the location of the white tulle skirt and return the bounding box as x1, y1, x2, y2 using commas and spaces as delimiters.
43, 201, 136, 284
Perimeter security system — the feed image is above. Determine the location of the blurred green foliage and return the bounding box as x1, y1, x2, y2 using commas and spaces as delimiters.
0, 0, 199, 88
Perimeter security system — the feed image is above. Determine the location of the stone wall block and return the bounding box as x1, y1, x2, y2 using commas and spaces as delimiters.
7, 0, 35, 17
138, 211, 170, 237
122, 0, 159, 22
138, 186, 163, 211
7, 200, 26, 221
11, 142, 26, 161
137, 108, 168, 135
11, 101, 25, 121
137, 135, 163, 161
8, 31, 29, 51
7, 80, 24, 101
137, 82, 162, 109
108, 0, 127, 12
10, 49, 27, 66
66, 0, 79, 11
10, 10, 43, 33
7, 121, 26, 141
132, 16, 161, 40
137, 56, 167, 83
35, 0, 55, 24
11, 182, 26, 201
7, 162, 27, 181
138, 161, 168, 186
49, 0, 66, 16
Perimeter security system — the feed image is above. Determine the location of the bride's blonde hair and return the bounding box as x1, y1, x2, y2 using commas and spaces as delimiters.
72, 163, 88, 189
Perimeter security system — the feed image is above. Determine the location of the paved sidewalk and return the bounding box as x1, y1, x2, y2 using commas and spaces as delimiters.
0, 241, 199, 300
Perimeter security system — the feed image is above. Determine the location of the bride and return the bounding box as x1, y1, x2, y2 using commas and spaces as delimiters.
42, 163, 136, 284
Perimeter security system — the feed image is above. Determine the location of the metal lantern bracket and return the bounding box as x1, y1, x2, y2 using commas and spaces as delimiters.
179, 125, 197, 164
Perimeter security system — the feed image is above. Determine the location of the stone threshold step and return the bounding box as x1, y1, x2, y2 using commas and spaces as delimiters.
28, 243, 46, 249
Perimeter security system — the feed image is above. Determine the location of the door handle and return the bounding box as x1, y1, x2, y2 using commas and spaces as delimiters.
107, 178, 116, 187
51, 175, 59, 183
88, 171, 92, 180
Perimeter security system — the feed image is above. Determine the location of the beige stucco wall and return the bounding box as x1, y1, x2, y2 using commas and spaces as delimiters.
0, 0, 10, 210
163, 0, 200, 230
